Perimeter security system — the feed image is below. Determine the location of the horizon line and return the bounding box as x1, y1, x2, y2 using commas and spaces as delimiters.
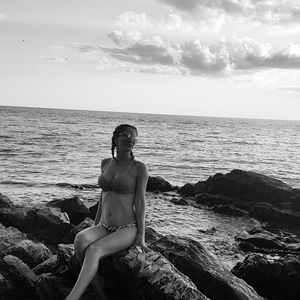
1, 104, 299, 122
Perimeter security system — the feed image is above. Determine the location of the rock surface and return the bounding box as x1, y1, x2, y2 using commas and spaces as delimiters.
232, 253, 300, 300
150, 234, 264, 300
147, 176, 174, 192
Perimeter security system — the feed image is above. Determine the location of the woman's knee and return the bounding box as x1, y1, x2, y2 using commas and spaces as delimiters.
85, 243, 105, 260
74, 231, 89, 251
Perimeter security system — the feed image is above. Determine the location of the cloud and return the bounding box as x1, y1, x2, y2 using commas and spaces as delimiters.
160, 0, 300, 28
100, 32, 300, 76
114, 10, 223, 33
0, 13, 6, 21
101, 33, 176, 66
40, 56, 68, 64
107, 30, 142, 46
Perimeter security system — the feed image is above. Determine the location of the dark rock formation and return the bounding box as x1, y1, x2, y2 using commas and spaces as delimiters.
147, 176, 174, 192
5, 239, 52, 268
250, 202, 300, 225
0, 193, 14, 208
47, 196, 90, 225
213, 204, 248, 216
25, 207, 74, 244
179, 181, 206, 197
232, 253, 300, 300
150, 234, 263, 300
0, 224, 28, 253
0, 207, 28, 229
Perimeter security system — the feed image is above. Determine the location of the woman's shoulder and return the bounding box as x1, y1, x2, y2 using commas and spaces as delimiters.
133, 160, 148, 174
101, 158, 112, 169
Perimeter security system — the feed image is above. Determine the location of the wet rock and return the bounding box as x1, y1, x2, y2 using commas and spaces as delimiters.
33, 255, 60, 275
151, 235, 263, 300
232, 253, 300, 300
0, 193, 14, 208
169, 197, 189, 206
291, 188, 300, 212
0, 207, 28, 229
6, 239, 52, 268
236, 225, 300, 255
179, 181, 206, 197
147, 176, 174, 192
0, 225, 28, 253
204, 169, 294, 206
213, 204, 248, 216
250, 202, 300, 225
111, 247, 208, 300
194, 193, 252, 210
47, 196, 90, 225
25, 206, 74, 244
145, 227, 164, 244
197, 227, 217, 234
88, 202, 98, 219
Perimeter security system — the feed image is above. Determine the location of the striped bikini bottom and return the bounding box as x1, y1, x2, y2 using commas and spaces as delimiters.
100, 221, 137, 233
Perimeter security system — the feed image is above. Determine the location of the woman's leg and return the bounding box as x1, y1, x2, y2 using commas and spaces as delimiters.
66, 226, 137, 300
74, 224, 108, 264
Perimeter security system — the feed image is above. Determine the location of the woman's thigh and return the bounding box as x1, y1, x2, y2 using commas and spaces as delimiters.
87, 226, 137, 257
76, 224, 108, 246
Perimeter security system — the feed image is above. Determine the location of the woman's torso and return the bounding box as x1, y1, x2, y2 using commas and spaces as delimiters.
98, 158, 137, 225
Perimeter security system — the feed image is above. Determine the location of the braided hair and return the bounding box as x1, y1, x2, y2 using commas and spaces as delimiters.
111, 124, 138, 161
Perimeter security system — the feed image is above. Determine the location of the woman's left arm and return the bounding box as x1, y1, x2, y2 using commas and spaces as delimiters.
133, 161, 149, 250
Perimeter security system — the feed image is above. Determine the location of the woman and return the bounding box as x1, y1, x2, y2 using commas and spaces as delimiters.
66, 124, 149, 300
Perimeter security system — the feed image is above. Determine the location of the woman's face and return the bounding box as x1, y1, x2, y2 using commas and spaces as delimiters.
115, 127, 138, 151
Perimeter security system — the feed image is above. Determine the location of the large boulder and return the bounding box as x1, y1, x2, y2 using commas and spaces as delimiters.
25, 207, 74, 244
249, 203, 300, 225
0, 207, 28, 229
150, 235, 263, 300
0, 224, 28, 253
203, 170, 294, 206
46, 196, 90, 225
179, 181, 206, 197
6, 239, 52, 268
0, 193, 14, 208
147, 176, 174, 192
232, 253, 300, 300
104, 247, 208, 300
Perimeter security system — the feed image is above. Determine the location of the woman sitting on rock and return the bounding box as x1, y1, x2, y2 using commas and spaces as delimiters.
66, 124, 149, 300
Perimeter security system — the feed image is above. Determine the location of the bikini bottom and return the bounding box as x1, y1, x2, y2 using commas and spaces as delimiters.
100, 221, 137, 233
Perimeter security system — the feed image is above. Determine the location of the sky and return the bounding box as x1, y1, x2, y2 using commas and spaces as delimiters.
1, 0, 300, 120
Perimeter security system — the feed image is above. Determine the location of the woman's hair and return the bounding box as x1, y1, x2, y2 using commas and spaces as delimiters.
111, 124, 138, 160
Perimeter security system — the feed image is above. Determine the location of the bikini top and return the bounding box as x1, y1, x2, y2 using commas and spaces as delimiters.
98, 158, 136, 194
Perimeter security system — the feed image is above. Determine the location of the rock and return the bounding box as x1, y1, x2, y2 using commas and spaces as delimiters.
250, 202, 300, 225
213, 204, 248, 216
47, 196, 90, 225
169, 197, 189, 206
36, 273, 71, 300
147, 176, 174, 192
179, 181, 206, 197
145, 227, 164, 244
0, 193, 14, 208
33, 255, 60, 275
195, 193, 252, 210
88, 202, 98, 220
6, 239, 52, 268
111, 247, 208, 300
0, 272, 15, 299
0, 225, 28, 253
3, 255, 39, 293
232, 253, 300, 300
64, 217, 94, 244
204, 169, 294, 206
0, 207, 28, 229
151, 235, 264, 300
235, 225, 300, 255
25, 206, 74, 244
291, 188, 300, 212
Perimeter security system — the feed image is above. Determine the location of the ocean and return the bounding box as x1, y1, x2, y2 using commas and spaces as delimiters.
1, 105, 299, 268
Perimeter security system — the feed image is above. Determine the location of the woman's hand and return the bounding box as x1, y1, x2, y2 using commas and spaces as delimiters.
132, 234, 151, 252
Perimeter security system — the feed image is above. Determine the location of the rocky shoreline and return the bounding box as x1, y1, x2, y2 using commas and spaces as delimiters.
1, 169, 300, 300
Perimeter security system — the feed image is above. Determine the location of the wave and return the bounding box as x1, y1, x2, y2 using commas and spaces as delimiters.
0, 180, 99, 190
